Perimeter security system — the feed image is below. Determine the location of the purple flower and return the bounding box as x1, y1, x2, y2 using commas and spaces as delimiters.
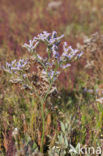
51, 45, 59, 58
36, 31, 50, 42
53, 51, 59, 59
23, 40, 39, 52
5, 59, 28, 73
48, 71, 60, 81
52, 31, 57, 38
42, 69, 60, 81
61, 42, 83, 62
61, 63, 71, 69
48, 34, 64, 46
6, 62, 12, 68
23, 31, 64, 58
16, 59, 28, 69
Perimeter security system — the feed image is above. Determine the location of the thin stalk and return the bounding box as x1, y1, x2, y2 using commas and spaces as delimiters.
40, 81, 53, 153
40, 98, 45, 153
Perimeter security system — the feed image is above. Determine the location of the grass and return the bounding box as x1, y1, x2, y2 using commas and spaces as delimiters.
0, 0, 103, 155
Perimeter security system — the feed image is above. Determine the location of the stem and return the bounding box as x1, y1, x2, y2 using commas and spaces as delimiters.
40, 98, 45, 153
32, 51, 58, 152
40, 82, 53, 153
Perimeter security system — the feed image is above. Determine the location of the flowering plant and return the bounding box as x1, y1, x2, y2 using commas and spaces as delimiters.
4, 31, 83, 95
4, 31, 83, 152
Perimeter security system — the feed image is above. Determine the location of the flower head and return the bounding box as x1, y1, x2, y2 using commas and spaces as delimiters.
4, 31, 84, 96
4, 59, 28, 73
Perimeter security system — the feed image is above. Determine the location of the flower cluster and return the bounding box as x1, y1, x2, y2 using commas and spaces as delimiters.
4, 31, 84, 95
23, 31, 64, 54
4, 59, 28, 74
60, 42, 84, 62
42, 70, 60, 82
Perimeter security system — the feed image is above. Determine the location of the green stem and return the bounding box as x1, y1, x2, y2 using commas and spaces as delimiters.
40, 98, 45, 153
40, 82, 53, 153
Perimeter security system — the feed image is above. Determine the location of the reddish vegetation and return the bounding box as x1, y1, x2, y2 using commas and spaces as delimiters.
0, 0, 103, 155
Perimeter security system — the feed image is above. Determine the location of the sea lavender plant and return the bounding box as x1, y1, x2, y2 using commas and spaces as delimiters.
23, 31, 83, 83
4, 31, 83, 86
4, 31, 83, 152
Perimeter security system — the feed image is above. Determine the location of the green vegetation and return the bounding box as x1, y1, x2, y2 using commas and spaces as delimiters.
0, 0, 103, 155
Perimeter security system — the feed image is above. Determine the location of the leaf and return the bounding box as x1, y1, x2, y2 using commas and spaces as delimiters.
60, 122, 65, 133
33, 142, 38, 150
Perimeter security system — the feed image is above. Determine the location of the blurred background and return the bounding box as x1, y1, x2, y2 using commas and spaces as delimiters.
0, 0, 103, 58
0, 0, 103, 155
1, 0, 103, 88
